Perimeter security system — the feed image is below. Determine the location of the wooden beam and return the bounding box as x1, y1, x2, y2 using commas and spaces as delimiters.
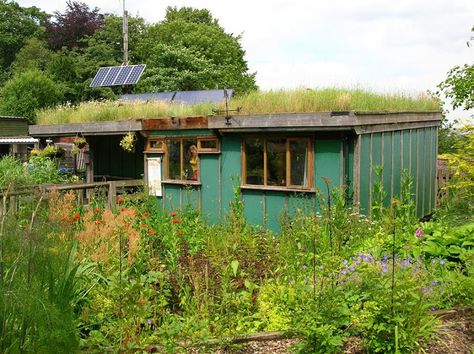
29, 120, 142, 137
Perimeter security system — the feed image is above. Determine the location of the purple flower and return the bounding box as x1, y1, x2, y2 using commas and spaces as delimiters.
431, 279, 439, 287
342, 269, 348, 275
147, 319, 152, 325
343, 259, 348, 266
415, 227, 424, 238
382, 254, 388, 261
440, 259, 446, 265
430, 307, 436, 311
422, 287, 430, 295
381, 262, 388, 273
349, 266, 356, 272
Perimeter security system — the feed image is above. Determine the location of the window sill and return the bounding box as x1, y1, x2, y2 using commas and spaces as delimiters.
162, 179, 201, 186
241, 184, 315, 193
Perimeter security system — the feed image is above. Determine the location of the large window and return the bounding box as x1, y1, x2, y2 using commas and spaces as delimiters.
146, 136, 220, 182
166, 138, 199, 181
242, 137, 312, 189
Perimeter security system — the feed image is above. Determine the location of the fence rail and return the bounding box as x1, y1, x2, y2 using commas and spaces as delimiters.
0, 179, 144, 215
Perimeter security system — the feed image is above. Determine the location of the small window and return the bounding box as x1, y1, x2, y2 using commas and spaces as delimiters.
165, 138, 199, 181
198, 137, 220, 152
146, 138, 165, 152
242, 137, 312, 189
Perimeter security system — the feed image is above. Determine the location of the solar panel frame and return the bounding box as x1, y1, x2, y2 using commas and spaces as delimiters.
89, 64, 146, 87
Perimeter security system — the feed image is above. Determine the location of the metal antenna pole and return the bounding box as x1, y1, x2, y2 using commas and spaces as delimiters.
122, 0, 129, 65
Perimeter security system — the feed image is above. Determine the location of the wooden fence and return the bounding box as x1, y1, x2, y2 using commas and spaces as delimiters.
0, 179, 143, 215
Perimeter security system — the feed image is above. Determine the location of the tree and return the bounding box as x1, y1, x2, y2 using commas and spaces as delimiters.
44, 0, 104, 50
0, 0, 47, 70
136, 6, 257, 94
0, 69, 62, 123
11, 38, 53, 74
438, 26, 474, 112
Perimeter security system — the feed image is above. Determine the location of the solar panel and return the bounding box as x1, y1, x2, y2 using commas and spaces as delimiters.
90, 64, 146, 87
90, 67, 110, 87
119, 89, 233, 104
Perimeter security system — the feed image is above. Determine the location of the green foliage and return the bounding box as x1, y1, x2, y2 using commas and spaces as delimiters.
11, 37, 53, 74
136, 6, 257, 94
439, 62, 474, 111
0, 0, 47, 71
0, 69, 62, 123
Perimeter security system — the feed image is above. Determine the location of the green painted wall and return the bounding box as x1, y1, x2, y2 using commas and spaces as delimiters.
0, 118, 28, 136
220, 135, 241, 219
314, 139, 342, 205
200, 154, 220, 224
357, 127, 438, 218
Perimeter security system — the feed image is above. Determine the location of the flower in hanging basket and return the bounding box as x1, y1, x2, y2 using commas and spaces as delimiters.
73, 137, 87, 149
120, 132, 136, 152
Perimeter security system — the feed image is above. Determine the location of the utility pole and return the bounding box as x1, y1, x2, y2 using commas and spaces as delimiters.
122, 0, 129, 65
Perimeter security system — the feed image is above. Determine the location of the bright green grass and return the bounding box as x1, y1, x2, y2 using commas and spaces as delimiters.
37, 88, 441, 125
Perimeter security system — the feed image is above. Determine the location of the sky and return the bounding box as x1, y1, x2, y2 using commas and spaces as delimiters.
17, 0, 474, 120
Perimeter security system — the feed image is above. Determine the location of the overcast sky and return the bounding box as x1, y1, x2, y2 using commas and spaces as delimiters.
17, 0, 474, 119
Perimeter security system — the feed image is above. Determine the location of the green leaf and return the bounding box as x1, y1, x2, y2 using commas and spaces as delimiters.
231, 260, 239, 277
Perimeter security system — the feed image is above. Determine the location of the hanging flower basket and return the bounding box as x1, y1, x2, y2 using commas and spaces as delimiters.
73, 137, 87, 149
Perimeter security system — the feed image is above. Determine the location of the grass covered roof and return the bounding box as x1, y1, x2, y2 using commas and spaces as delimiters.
37, 88, 441, 125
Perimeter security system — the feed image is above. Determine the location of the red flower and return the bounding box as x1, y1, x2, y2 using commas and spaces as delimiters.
94, 208, 101, 214
95, 219, 103, 224
171, 218, 181, 223
66, 218, 73, 223
170, 211, 177, 217
121, 207, 127, 212
116, 197, 125, 204
147, 229, 156, 235
143, 212, 150, 217
176, 231, 185, 236
74, 213, 81, 220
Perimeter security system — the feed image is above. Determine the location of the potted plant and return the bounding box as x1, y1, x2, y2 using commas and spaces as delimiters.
120, 132, 136, 153
73, 137, 87, 149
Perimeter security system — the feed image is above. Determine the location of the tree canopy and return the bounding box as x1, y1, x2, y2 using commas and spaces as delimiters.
0, 1, 257, 123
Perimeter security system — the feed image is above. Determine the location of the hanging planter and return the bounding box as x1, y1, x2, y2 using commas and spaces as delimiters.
120, 132, 136, 153
73, 136, 87, 149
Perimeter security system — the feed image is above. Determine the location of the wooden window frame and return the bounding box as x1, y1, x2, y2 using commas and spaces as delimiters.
145, 137, 165, 152
197, 137, 220, 153
242, 136, 313, 190
163, 137, 199, 182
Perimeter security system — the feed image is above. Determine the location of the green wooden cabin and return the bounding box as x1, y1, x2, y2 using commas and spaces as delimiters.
30, 111, 441, 231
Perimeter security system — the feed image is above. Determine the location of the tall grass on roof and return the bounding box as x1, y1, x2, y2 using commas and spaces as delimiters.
37, 100, 215, 125
231, 88, 441, 115
37, 88, 441, 125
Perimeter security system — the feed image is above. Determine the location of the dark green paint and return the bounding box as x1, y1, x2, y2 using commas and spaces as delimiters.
392, 131, 401, 199
315, 139, 342, 206
163, 184, 181, 211
220, 135, 241, 218
382, 132, 393, 205
265, 191, 288, 232
0, 118, 28, 136
200, 155, 220, 224
242, 190, 264, 225
359, 134, 371, 213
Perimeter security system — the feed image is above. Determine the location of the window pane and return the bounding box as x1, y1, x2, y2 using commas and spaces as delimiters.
290, 140, 308, 186
200, 139, 217, 150
267, 139, 286, 186
149, 139, 163, 150
168, 140, 181, 179
184, 139, 198, 180
245, 138, 264, 185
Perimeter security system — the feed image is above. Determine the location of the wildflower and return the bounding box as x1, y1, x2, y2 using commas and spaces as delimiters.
147, 229, 156, 235
143, 212, 150, 217
170, 211, 177, 217
440, 259, 446, 265
431, 279, 439, 287
95, 219, 103, 224
121, 207, 127, 212
74, 213, 81, 220
382, 254, 388, 261
342, 269, 348, 275
116, 197, 125, 204
301, 264, 307, 270
343, 259, 348, 266
176, 231, 185, 236
381, 262, 388, 274
66, 218, 73, 223
415, 227, 424, 238
431, 307, 436, 311
147, 319, 152, 325
94, 208, 101, 214
171, 218, 181, 223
